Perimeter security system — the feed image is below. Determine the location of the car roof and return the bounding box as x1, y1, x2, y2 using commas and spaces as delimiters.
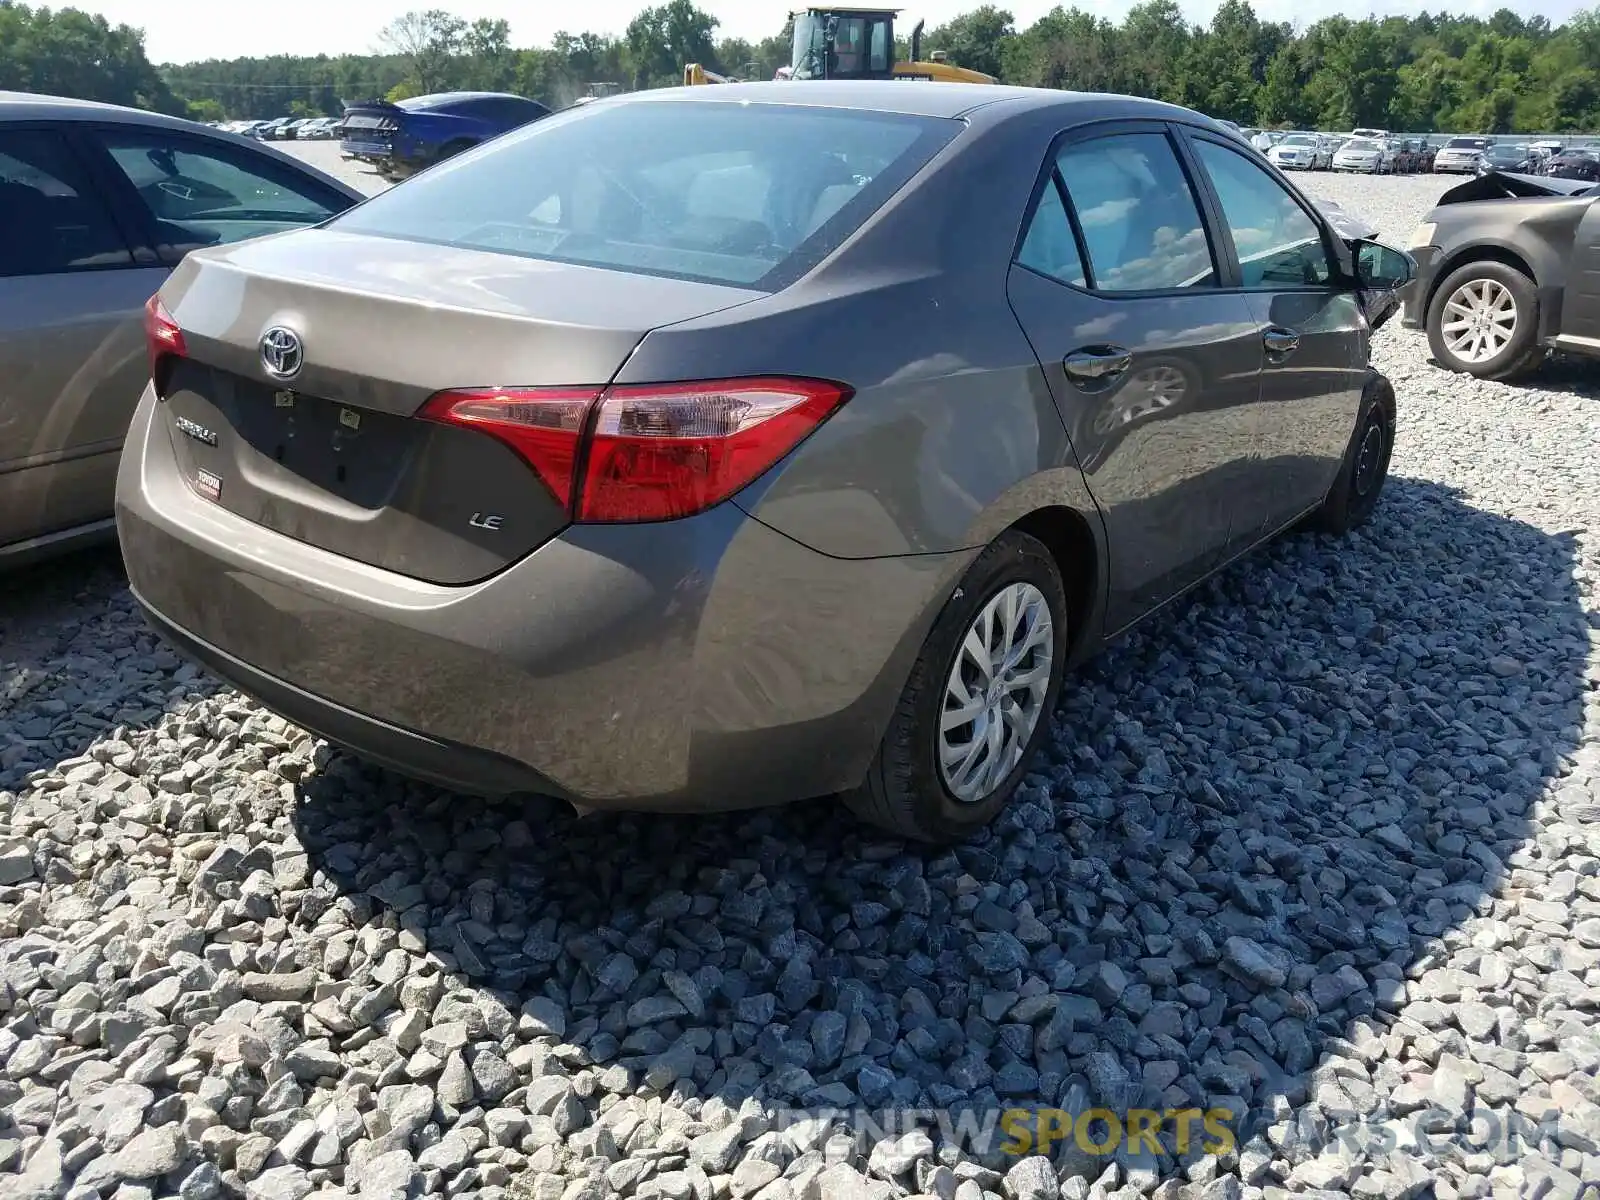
0, 90, 227, 131
407, 91, 530, 103
604, 79, 1222, 127
0, 90, 364, 199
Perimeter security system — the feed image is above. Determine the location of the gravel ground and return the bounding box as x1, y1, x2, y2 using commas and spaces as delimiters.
4, 160, 1600, 1200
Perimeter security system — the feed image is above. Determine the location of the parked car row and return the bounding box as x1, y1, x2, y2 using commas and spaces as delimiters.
210, 116, 343, 141
1441, 138, 1600, 181
1242, 128, 1440, 174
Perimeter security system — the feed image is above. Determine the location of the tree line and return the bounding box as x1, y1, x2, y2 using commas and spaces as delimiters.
4, 0, 1600, 134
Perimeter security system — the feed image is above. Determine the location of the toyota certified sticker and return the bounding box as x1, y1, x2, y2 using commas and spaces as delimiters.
195, 468, 222, 502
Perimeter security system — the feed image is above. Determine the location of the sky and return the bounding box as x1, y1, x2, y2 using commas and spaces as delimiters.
69, 0, 1592, 65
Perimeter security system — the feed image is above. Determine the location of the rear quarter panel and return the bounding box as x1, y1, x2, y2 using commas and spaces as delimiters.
399, 112, 496, 154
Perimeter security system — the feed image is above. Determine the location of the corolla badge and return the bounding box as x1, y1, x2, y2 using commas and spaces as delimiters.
259, 326, 304, 382
174, 415, 217, 446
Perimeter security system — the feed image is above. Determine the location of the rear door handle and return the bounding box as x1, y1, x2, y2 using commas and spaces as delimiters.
1063, 345, 1133, 386
1263, 326, 1301, 358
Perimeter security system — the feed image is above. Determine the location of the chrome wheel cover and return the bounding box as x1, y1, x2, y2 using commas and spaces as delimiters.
1441, 278, 1517, 364
938, 581, 1054, 804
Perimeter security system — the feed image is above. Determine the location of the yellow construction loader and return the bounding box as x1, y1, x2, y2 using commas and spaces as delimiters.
684, 7, 996, 88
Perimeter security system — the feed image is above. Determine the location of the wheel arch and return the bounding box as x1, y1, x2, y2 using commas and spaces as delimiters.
1423, 238, 1554, 326
1002, 504, 1105, 669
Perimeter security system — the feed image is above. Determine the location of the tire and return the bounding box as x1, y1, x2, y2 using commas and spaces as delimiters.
842, 530, 1068, 843
1425, 259, 1544, 381
1310, 374, 1395, 536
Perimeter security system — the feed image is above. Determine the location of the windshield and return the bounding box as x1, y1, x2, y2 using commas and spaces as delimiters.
327, 99, 956, 289
791, 13, 827, 79
1344, 139, 1380, 151
1446, 138, 1488, 149
790, 11, 893, 79
1282, 135, 1317, 146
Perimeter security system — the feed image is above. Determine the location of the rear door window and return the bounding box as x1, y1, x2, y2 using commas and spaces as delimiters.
327, 100, 958, 289
0, 129, 133, 277
1053, 131, 1216, 292
95, 129, 350, 261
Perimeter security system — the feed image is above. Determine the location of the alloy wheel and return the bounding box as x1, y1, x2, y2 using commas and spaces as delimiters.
1441, 278, 1518, 364
938, 582, 1054, 804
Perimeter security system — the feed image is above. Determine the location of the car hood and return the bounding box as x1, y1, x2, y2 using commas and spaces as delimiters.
1437, 170, 1597, 203
1313, 198, 1379, 241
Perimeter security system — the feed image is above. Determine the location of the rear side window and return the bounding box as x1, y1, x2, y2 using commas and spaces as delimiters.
1055, 132, 1216, 293
0, 129, 132, 277
1015, 178, 1086, 287
96, 130, 348, 262
327, 100, 957, 289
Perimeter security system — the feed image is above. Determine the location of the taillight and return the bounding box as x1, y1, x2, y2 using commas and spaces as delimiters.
416, 387, 598, 509
419, 376, 851, 523
144, 294, 186, 387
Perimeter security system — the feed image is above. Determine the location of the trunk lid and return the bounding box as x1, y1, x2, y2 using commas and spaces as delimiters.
341, 101, 402, 131
156, 230, 763, 584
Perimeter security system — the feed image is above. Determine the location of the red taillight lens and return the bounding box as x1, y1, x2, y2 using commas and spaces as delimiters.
143, 294, 186, 384
418, 376, 850, 522
579, 378, 850, 522
417, 387, 600, 508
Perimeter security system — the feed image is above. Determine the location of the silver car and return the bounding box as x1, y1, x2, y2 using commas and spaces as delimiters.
1266, 133, 1323, 171
0, 93, 361, 565
1433, 136, 1491, 174
1333, 137, 1389, 173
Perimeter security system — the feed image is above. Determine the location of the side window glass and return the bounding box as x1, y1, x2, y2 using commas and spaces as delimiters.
0, 130, 133, 278
97, 130, 347, 259
1191, 139, 1333, 288
869, 20, 891, 72
1016, 174, 1086, 288
1056, 132, 1215, 292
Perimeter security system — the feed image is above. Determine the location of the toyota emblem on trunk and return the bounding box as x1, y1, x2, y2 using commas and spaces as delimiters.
260, 327, 304, 381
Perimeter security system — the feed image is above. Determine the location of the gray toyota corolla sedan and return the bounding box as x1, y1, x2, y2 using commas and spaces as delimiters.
116, 82, 1413, 842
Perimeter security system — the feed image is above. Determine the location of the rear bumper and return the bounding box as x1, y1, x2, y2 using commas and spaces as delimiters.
340, 139, 393, 161
115, 386, 969, 811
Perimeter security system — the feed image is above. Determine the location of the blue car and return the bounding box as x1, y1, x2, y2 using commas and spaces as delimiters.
340, 91, 551, 180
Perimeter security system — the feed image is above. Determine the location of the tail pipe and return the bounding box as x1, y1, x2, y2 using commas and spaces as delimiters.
911, 19, 925, 64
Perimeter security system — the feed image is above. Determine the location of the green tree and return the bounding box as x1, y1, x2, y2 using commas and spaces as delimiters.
14, 0, 1600, 135
378, 9, 467, 94
924, 6, 1015, 78
624, 0, 719, 89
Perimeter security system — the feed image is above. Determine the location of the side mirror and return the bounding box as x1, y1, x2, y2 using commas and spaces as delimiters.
1353, 240, 1416, 290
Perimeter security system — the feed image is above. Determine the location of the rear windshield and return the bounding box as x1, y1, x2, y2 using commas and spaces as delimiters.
328, 99, 956, 289
399, 94, 475, 111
